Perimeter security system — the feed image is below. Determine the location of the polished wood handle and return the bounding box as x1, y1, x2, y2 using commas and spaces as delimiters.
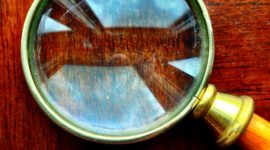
239, 114, 270, 150
193, 84, 270, 148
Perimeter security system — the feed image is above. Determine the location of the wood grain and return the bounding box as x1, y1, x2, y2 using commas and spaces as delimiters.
0, 0, 269, 150
38, 1, 198, 112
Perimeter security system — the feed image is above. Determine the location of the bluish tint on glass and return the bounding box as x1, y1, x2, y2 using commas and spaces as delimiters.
32, 0, 204, 135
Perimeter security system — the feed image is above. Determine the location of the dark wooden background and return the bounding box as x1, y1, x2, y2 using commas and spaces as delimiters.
0, 0, 269, 149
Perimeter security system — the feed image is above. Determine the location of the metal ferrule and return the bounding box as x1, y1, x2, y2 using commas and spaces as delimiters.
193, 84, 254, 148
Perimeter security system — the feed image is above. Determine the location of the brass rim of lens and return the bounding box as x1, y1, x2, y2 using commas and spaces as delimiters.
21, 0, 214, 143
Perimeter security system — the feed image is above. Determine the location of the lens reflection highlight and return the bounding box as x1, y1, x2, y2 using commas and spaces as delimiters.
42, 66, 165, 132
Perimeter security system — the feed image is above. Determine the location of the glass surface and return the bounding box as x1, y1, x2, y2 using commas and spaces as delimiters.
29, 0, 208, 135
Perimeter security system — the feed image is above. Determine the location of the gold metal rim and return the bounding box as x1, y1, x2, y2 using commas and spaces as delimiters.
21, 0, 214, 143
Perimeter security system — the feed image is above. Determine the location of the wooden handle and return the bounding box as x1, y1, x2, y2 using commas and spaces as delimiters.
239, 114, 270, 150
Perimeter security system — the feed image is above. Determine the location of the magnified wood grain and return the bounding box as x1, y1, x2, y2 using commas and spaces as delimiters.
36, 1, 200, 115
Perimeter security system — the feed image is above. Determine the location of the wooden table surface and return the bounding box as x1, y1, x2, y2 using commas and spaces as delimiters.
0, 0, 269, 149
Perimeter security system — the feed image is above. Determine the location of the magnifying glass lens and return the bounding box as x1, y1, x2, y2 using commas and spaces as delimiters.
29, 0, 208, 136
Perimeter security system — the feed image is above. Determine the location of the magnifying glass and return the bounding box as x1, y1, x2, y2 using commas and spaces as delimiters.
21, 0, 270, 149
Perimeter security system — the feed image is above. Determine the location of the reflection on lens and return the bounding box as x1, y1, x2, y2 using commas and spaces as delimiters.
30, 0, 205, 135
